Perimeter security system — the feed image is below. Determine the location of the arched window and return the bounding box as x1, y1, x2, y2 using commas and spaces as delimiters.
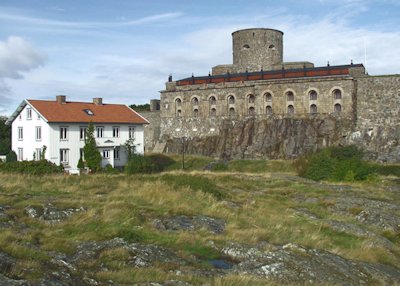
248, 107, 255, 116
229, 107, 235, 117
193, 108, 199, 117
334, 103, 342, 112
333, 89, 342, 100
248, 94, 255, 103
228, 95, 235, 104
192, 97, 199, 106
264, 92, 272, 102
309, 90, 317, 101
287, 105, 294, 114
266, 106, 272, 115
209, 96, 216, 105
286, 91, 294, 101
210, 108, 216, 117
310, 104, 318, 113
177, 109, 182, 117
175, 98, 182, 106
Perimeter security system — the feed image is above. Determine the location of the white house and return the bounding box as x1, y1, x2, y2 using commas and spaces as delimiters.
6, 95, 149, 172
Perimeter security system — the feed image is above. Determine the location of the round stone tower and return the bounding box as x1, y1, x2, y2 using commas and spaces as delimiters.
232, 28, 283, 72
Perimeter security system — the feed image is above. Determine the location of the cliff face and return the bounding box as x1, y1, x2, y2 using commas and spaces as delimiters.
166, 116, 353, 160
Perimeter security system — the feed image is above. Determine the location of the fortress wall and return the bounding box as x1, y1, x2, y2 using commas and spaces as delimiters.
139, 111, 161, 153
348, 75, 400, 162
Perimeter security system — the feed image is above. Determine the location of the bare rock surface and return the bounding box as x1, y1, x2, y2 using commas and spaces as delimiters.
224, 242, 400, 285
25, 203, 86, 224
153, 215, 225, 234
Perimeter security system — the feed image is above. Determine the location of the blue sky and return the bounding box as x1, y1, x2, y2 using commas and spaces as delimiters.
0, 0, 399, 115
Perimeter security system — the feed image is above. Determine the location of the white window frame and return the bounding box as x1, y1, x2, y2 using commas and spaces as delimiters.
18, 127, 23, 141
60, 149, 69, 165
102, 150, 110, 159
35, 126, 42, 141
96, 126, 104, 138
129, 126, 135, 139
18, 148, 23, 161
113, 126, 120, 138
60, 127, 68, 141
80, 127, 87, 141
26, 108, 32, 120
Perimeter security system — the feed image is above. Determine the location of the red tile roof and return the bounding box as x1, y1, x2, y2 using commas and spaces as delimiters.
27, 100, 149, 124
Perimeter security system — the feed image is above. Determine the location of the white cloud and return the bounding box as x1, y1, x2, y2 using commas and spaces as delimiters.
0, 36, 46, 79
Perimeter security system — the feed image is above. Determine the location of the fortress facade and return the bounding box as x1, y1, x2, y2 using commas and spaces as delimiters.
143, 28, 400, 162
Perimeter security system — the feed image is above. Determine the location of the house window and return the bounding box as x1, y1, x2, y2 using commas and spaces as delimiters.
334, 103, 342, 112
264, 92, 272, 102
80, 148, 84, 160
266, 106, 272, 115
113, 126, 120, 138
210, 108, 217, 117
80, 127, 87, 140
18, 148, 23, 161
37, 114, 41, 120
228, 95, 235, 104
175, 98, 182, 107
129, 126, 135, 139
309, 90, 318, 101
114, 147, 120, 160
333, 89, 342, 100
35, 148, 42, 161
193, 109, 199, 117
286, 91, 294, 101
192, 97, 199, 106
18, 127, 23, 140
60, 127, 68, 140
35, 126, 41, 141
26, 108, 32, 120
96, 126, 104, 138
248, 106, 255, 116
287, 105, 294, 114
176, 109, 182, 117
102, 150, 110, 159
310, 104, 318, 113
60, 149, 69, 165
248, 94, 255, 103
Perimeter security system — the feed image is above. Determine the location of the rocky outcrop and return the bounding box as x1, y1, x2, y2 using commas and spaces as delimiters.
166, 116, 352, 160
153, 215, 226, 234
25, 203, 86, 224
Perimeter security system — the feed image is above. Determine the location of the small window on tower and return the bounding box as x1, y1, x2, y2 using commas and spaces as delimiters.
269, 45, 275, 49
242, 44, 250, 50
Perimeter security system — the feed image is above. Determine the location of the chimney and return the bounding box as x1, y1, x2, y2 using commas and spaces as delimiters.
93, 98, 103, 105
56, 95, 66, 104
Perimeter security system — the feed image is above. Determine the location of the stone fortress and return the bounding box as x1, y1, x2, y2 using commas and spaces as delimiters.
141, 28, 400, 162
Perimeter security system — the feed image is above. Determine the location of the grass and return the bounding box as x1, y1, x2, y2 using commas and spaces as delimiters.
0, 156, 399, 284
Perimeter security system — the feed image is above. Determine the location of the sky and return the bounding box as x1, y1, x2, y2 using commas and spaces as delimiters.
0, 0, 399, 116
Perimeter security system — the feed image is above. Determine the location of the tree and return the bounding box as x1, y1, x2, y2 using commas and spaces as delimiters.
124, 137, 139, 160
0, 116, 11, 155
83, 122, 102, 172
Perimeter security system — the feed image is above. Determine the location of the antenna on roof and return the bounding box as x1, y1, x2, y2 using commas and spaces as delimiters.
364, 37, 368, 73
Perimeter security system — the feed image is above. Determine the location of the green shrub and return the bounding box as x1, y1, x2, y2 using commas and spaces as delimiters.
372, 164, 400, 177
6, 151, 17, 162
0, 160, 64, 175
125, 154, 158, 174
103, 164, 120, 174
145, 154, 175, 171
295, 146, 376, 182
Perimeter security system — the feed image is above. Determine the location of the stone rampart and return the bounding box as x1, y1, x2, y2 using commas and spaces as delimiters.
347, 75, 400, 162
